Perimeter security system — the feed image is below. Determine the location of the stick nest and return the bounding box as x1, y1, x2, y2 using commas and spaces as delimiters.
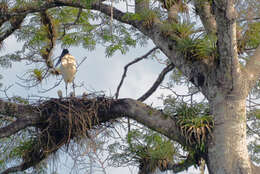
22, 96, 114, 167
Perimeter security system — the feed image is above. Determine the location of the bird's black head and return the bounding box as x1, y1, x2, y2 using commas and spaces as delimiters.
62, 49, 69, 55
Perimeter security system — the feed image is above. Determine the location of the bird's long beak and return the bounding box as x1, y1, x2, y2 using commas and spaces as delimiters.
55, 53, 64, 67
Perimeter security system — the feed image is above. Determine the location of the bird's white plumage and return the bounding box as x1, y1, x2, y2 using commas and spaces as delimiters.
60, 54, 76, 84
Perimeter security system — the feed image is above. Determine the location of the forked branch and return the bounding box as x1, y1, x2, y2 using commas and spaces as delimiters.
115, 47, 159, 99
138, 63, 175, 102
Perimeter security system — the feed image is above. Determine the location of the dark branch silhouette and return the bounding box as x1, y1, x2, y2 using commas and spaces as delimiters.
115, 47, 158, 99
138, 63, 175, 102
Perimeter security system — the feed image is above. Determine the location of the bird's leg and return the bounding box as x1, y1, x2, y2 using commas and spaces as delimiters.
72, 81, 75, 96
65, 83, 68, 98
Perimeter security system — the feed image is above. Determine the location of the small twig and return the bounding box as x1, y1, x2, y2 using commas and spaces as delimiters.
161, 85, 199, 98
125, 0, 129, 12
110, 0, 113, 35
76, 56, 88, 69
74, 8, 82, 25
115, 47, 159, 99
237, 17, 260, 23
0, 84, 13, 100
60, 8, 82, 39
247, 124, 260, 138
138, 64, 175, 102
16, 68, 50, 89
39, 79, 63, 93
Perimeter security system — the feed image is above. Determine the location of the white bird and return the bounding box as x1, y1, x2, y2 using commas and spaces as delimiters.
56, 49, 76, 97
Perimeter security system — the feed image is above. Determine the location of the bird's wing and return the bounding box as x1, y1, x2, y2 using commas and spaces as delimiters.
61, 54, 76, 67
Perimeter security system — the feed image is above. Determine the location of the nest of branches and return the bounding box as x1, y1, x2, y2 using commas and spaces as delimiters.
21, 96, 114, 167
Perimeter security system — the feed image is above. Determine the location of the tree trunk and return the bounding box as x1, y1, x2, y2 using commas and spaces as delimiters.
207, 97, 253, 173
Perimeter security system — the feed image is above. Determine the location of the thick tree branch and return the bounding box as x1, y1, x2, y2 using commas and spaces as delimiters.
0, 15, 26, 44
0, 99, 40, 138
115, 47, 159, 99
213, 0, 241, 91
194, 0, 216, 34
1, 155, 45, 174
0, 116, 40, 139
138, 63, 175, 102
1, 165, 23, 174
0, 99, 38, 118
0, 97, 185, 144
3, 0, 138, 27
39, 10, 57, 68
0, 97, 186, 174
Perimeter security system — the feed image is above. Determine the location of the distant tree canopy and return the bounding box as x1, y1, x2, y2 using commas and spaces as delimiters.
0, 0, 260, 174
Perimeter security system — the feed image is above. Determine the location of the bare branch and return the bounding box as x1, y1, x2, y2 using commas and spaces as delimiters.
66, 7, 82, 26
1, 165, 23, 174
0, 97, 185, 144
213, 0, 241, 91
39, 10, 57, 68
194, 0, 216, 34
1, 155, 45, 174
115, 47, 159, 99
0, 116, 39, 139
0, 15, 26, 43
0, 100, 40, 138
3, 1, 135, 26
138, 64, 175, 102
0, 99, 38, 118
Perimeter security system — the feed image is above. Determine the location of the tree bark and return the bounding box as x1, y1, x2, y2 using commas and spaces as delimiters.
207, 97, 254, 174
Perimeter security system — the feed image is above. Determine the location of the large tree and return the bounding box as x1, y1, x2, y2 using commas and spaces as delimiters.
0, 0, 260, 173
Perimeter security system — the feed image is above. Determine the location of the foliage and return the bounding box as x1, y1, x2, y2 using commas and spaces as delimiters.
0, 128, 47, 174
164, 97, 213, 150
247, 108, 260, 164
161, 22, 217, 60
244, 22, 260, 49
108, 128, 176, 170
